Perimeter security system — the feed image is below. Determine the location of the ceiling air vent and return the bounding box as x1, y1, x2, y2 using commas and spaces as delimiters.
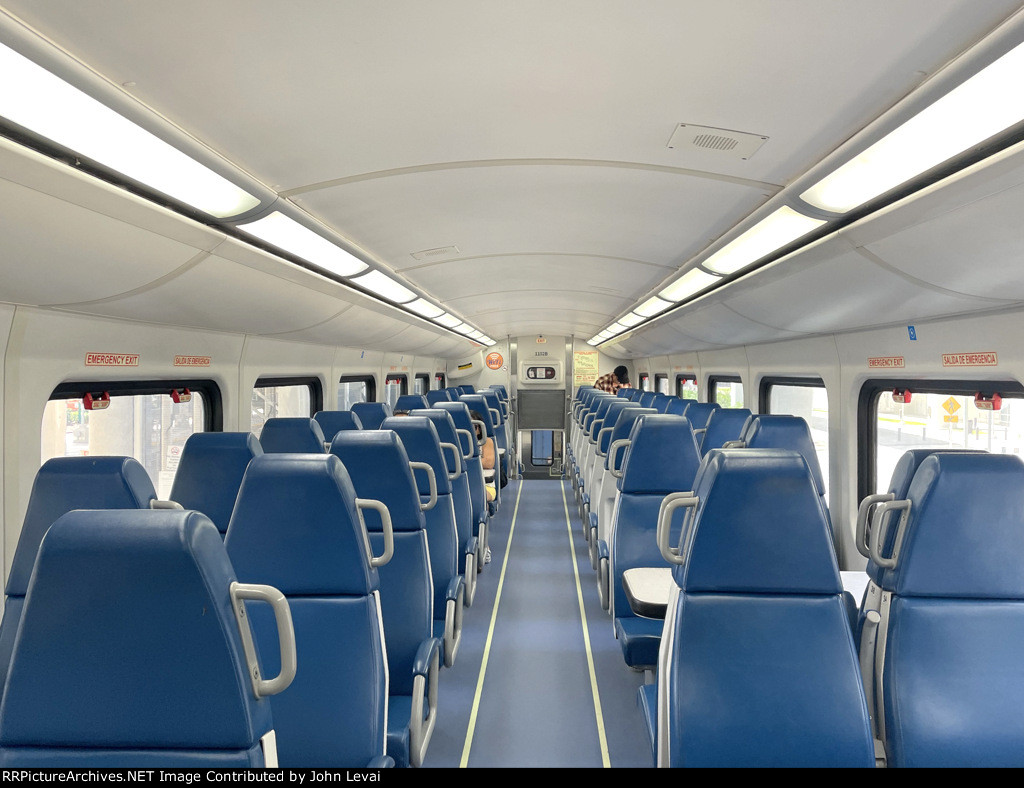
411, 245, 460, 261
666, 124, 768, 161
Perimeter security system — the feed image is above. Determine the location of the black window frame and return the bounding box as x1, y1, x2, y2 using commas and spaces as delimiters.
385, 373, 408, 397
759, 376, 826, 415
708, 375, 743, 406
414, 373, 431, 396
338, 374, 376, 407
253, 376, 323, 417
49, 378, 223, 431
654, 373, 669, 395
857, 377, 1024, 504
675, 373, 697, 399
435, 372, 446, 390
638, 372, 651, 392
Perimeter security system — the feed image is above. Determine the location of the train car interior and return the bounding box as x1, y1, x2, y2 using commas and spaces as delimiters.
0, 1, 1023, 769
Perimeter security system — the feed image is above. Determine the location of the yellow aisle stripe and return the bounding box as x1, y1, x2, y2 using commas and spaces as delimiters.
560, 480, 611, 768
459, 480, 526, 768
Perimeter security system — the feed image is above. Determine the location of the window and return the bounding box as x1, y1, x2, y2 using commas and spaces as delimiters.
251, 377, 321, 437
42, 380, 219, 499
859, 379, 1024, 500
338, 375, 375, 410
639, 373, 651, 392
655, 373, 669, 395
385, 374, 407, 410
414, 373, 430, 396
434, 372, 446, 390
676, 374, 698, 400
763, 378, 830, 502
710, 376, 744, 407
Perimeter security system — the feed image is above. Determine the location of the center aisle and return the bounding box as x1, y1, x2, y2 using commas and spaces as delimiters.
424, 479, 653, 768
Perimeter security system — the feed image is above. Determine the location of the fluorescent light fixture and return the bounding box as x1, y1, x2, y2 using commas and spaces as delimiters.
598, 330, 614, 339
659, 268, 721, 301
802, 41, 1024, 213
0, 43, 258, 218
482, 338, 496, 346
406, 298, 445, 318
635, 296, 671, 317
454, 323, 475, 335
468, 330, 485, 339
703, 207, 826, 275
618, 313, 645, 327
606, 322, 628, 335
239, 212, 368, 276
435, 313, 462, 328
587, 337, 601, 345
350, 270, 416, 303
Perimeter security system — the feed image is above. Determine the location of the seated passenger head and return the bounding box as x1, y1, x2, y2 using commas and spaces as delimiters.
614, 365, 629, 385
470, 410, 485, 439
393, 409, 411, 416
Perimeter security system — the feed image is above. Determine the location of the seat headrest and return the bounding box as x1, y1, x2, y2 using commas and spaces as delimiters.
330, 431, 425, 532
620, 415, 701, 495
479, 391, 504, 423
394, 394, 429, 412
596, 401, 634, 452
350, 402, 392, 430
884, 448, 983, 500
380, 416, 452, 496
885, 453, 1024, 598
225, 454, 377, 595
681, 401, 721, 429
638, 392, 657, 407
0, 510, 271, 749
168, 433, 263, 534
677, 449, 841, 595
258, 417, 326, 454
489, 384, 509, 399
434, 401, 478, 457
627, 388, 643, 402
615, 388, 632, 398
651, 394, 672, 413
459, 395, 494, 436
457, 385, 475, 395
742, 416, 824, 495
409, 409, 463, 474
426, 390, 452, 405
608, 407, 658, 444
7, 457, 157, 597
700, 408, 752, 453
664, 398, 689, 416
313, 410, 363, 440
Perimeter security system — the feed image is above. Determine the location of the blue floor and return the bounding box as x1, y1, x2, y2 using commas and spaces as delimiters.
424, 479, 652, 768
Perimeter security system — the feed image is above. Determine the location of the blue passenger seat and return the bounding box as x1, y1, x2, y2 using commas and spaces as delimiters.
656, 449, 874, 766
436, 401, 489, 569
352, 402, 392, 430
611, 415, 702, 669
395, 394, 429, 412
0, 456, 157, 689
426, 390, 452, 406
314, 410, 363, 444
169, 432, 262, 535
329, 431, 442, 767
258, 417, 326, 453
866, 453, 1024, 767
0, 509, 292, 767
699, 407, 751, 455
225, 454, 391, 767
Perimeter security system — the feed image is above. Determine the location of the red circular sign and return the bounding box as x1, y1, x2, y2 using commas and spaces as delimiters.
485, 352, 504, 370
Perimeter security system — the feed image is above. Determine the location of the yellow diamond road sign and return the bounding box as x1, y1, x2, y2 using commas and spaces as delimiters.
942, 397, 961, 415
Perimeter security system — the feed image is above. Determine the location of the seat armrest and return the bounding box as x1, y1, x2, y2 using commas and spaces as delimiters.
367, 756, 395, 768
413, 637, 443, 678
446, 575, 465, 602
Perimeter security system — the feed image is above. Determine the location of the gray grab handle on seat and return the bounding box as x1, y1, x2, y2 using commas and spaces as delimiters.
230, 582, 298, 699
609, 439, 631, 477
856, 492, 895, 559
356, 498, 395, 567
456, 428, 475, 458
150, 499, 184, 510
471, 419, 487, 445
657, 491, 699, 566
440, 442, 462, 479
869, 498, 912, 570
721, 439, 746, 448
595, 427, 614, 456
409, 461, 438, 511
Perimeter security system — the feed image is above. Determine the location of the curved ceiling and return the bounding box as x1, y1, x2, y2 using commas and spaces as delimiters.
1, 2, 1023, 350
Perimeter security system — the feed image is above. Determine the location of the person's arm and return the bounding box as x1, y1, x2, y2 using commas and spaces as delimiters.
481, 436, 495, 470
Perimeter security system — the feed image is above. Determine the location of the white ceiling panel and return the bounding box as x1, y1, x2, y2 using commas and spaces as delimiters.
446, 290, 634, 320
67, 253, 347, 335
298, 165, 765, 273
722, 241, 1007, 334
862, 179, 1024, 301
0, 172, 205, 306
8, 2, 1016, 188
659, 301, 807, 346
